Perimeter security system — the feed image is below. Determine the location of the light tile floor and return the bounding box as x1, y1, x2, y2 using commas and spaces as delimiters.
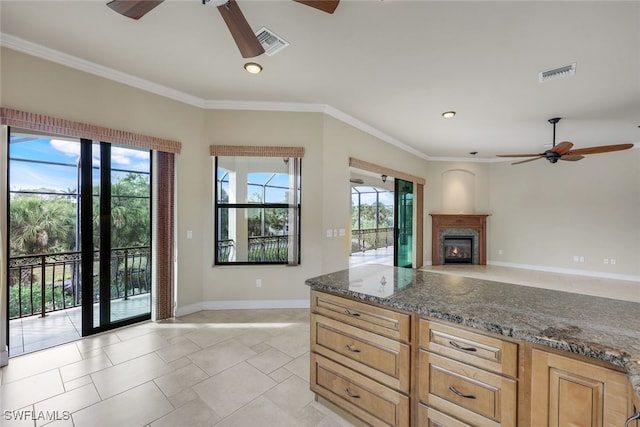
10, 295, 152, 357
1, 308, 355, 427
349, 247, 393, 267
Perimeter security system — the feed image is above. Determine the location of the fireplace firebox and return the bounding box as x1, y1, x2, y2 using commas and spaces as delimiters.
443, 237, 473, 264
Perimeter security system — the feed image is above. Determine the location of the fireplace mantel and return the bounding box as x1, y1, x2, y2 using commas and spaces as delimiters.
430, 214, 490, 265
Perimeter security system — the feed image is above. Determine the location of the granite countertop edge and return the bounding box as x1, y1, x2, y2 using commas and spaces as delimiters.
306, 274, 640, 399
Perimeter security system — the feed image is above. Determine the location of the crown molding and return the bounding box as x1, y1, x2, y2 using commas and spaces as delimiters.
1, 33, 507, 163
202, 99, 324, 113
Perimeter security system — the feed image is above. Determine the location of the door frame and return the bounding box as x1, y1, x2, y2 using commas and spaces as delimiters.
349, 158, 424, 268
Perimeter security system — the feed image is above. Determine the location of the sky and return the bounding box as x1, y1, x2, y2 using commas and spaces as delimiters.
9, 133, 150, 192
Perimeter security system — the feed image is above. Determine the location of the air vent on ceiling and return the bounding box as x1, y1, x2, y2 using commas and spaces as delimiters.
539, 63, 577, 83
255, 27, 289, 56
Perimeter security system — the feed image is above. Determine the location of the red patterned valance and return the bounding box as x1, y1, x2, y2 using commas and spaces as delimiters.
210, 145, 304, 158
1, 108, 181, 154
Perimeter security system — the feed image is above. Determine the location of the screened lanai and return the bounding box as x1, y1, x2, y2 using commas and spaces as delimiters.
350, 179, 394, 267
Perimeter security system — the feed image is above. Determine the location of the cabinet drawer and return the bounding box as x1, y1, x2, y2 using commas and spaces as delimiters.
418, 404, 472, 427
311, 353, 410, 427
311, 313, 411, 392
419, 351, 517, 427
419, 319, 518, 378
311, 290, 410, 342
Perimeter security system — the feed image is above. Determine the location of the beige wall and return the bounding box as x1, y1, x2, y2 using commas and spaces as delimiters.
2, 47, 637, 317
0, 48, 433, 312
488, 151, 640, 277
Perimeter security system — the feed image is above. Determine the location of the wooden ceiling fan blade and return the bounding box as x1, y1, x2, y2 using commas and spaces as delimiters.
568, 143, 634, 156
560, 155, 585, 162
550, 141, 573, 155
512, 156, 544, 165
217, 0, 265, 58
106, 0, 163, 19
293, 0, 340, 14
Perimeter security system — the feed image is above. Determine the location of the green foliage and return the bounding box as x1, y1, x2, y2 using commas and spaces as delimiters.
109, 173, 151, 248
10, 173, 150, 257
9, 194, 77, 255
8, 282, 75, 319
352, 201, 394, 230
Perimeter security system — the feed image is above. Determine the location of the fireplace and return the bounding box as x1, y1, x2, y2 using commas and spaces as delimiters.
443, 237, 473, 264
430, 214, 489, 265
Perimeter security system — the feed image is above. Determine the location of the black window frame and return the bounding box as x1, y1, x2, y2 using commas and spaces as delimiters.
214, 156, 301, 266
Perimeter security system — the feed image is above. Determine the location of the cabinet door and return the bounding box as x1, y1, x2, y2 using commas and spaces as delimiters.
531, 349, 629, 427
629, 385, 640, 427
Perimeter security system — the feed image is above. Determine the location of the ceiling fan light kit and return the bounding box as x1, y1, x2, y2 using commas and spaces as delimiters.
496, 117, 633, 165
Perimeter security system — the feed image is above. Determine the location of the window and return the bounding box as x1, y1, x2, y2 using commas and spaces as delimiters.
214, 154, 301, 265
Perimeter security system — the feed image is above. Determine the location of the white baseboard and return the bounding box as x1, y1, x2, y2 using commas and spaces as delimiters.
488, 260, 640, 282
175, 299, 310, 317
174, 302, 204, 317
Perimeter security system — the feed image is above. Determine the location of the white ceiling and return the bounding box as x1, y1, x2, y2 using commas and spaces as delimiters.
1, 0, 639, 160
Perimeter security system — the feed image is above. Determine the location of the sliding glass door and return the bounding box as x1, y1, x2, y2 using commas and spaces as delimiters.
394, 179, 413, 268
7, 130, 151, 355
82, 140, 151, 334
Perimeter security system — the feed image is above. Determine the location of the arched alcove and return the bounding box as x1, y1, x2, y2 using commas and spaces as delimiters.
442, 169, 476, 213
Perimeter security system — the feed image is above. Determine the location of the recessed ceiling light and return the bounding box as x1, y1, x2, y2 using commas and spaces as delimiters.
244, 62, 263, 74
442, 111, 456, 118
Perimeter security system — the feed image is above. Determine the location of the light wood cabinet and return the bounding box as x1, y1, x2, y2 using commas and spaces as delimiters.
419, 319, 518, 378
628, 384, 640, 427
310, 290, 411, 427
418, 319, 518, 427
309, 290, 637, 427
530, 348, 630, 427
418, 404, 472, 427
311, 353, 410, 427
311, 290, 411, 342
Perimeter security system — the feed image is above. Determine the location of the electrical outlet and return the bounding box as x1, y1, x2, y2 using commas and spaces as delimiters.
326, 229, 332, 238
579, 256, 585, 263
573, 255, 580, 262
610, 259, 616, 265
604, 258, 609, 264
256, 279, 262, 288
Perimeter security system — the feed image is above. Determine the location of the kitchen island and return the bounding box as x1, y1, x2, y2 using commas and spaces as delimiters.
306, 264, 640, 426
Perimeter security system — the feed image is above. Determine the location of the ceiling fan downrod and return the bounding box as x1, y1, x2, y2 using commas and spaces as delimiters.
548, 117, 561, 148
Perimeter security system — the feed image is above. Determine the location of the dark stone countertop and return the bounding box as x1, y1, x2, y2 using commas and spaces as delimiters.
305, 264, 640, 399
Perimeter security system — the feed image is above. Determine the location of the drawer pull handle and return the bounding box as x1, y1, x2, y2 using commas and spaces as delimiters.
626, 412, 640, 426
344, 309, 361, 317
449, 386, 476, 400
449, 340, 477, 352
345, 344, 361, 353
344, 388, 361, 399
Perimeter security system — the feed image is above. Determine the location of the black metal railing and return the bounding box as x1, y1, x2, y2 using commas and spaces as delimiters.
217, 235, 289, 263
8, 246, 150, 319
248, 235, 288, 262
351, 227, 394, 253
